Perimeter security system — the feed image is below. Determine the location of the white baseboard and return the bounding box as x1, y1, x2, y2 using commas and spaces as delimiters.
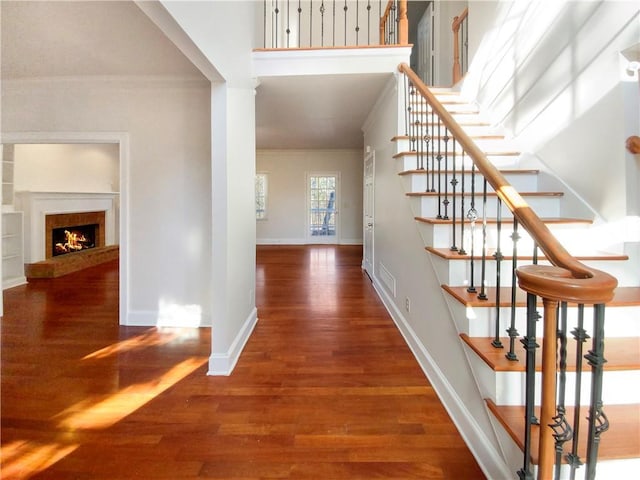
372, 277, 514, 480
257, 238, 363, 246
208, 307, 258, 376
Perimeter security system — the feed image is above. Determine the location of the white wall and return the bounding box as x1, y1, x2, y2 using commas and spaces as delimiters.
256, 149, 364, 244
465, 0, 640, 220
2, 77, 213, 327
14, 143, 119, 193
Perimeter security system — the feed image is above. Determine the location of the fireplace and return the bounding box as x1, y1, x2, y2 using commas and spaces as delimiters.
45, 211, 105, 260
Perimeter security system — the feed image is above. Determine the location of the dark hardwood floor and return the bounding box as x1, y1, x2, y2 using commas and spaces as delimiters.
1, 245, 485, 479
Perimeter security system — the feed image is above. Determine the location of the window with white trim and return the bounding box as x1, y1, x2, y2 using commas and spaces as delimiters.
255, 173, 268, 220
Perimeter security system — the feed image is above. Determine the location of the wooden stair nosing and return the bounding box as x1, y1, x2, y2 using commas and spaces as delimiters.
442, 285, 640, 308
407, 191, 563, 198
394, 150, 521, 158
486, 399, 640, 464
426, 246, 627, 262
400, 169, 540, 176
461, 333, 640, 373
416, 216, 590, 225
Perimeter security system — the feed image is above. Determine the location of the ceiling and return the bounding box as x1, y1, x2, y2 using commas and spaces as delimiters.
1, 0, 394, 150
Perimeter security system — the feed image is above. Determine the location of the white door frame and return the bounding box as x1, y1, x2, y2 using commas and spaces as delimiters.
2, 131, 129, 326
363, 151, 375, 276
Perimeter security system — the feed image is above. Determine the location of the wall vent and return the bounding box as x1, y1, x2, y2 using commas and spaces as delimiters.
379, 262, 397, 298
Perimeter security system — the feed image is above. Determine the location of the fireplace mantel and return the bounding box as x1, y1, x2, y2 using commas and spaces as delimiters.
15, 191, 119, 263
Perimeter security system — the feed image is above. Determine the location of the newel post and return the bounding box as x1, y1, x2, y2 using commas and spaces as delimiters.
398, 0, 408, 45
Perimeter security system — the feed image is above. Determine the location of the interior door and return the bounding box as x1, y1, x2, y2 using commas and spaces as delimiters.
363, 152, 374, 276
307, 173, 339, 244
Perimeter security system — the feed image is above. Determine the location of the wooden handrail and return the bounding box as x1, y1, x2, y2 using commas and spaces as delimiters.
380, 1, 408, 45
398, 63, 618, 303
452, 8, 468, 85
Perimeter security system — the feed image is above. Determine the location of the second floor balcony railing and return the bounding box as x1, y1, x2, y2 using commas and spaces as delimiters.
261, 0, 408, 49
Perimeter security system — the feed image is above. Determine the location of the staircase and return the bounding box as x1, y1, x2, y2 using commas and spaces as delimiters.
391, 71, 640, 479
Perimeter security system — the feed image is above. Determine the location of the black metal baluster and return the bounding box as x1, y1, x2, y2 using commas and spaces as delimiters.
429, 106, 435, 192
418, 92, 424, 171
344, 0, 348, 46
298, 1, 302, 47
458, 149, 466, 255
517, 292, 540, 480
403, 74, 409, 137
310, 0, 313, 47
477, 178, 489, 301
286, 0, 291, 47
367, 0, 371, 45
506, 218, 520, 361
436, 119, 443, 219
274, 1, 280, 48
492, 198, 503, 348
424, 99, 431, 184
409, 84, 416, 153
442, 129, 450, 220
550, 302, 573, 480
584, 304, 609, 480
567, 304, 587, 480
450, 139, 458, 251
320, 1, 325, 46
466, 164, 478, 293
332, 0, 336, 46
355, 1, 360, 45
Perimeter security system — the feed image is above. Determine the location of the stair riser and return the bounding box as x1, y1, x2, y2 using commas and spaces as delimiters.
412, 195, 562, 222
402, 171, 539, 193
467, 349, 640, 406
446, 301, 640, 339
395, 137, 517, 153
423, 222, 591, 251
396, 153, 521, 171
430, 254, 631, 288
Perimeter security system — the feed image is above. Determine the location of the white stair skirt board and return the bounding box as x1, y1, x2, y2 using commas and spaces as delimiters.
208, 307, 258, 376
371, 275, 514, 480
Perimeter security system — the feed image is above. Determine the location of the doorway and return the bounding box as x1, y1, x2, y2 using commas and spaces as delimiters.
307, 173, 339, 244
363, 152, 375, 276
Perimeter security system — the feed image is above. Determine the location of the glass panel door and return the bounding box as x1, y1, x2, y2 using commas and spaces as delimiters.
308, 174, 338, 243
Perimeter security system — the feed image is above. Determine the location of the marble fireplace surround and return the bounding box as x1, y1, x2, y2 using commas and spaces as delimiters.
15, 191, 119, 264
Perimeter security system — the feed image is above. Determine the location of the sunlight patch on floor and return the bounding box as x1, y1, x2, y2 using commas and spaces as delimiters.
54, 357, 207, 430
82, 328, 179, 360
0, 440, 79, 479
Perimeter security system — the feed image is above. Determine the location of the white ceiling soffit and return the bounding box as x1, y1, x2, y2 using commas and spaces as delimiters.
0, 0, 205, 80
256, 73, 393, 150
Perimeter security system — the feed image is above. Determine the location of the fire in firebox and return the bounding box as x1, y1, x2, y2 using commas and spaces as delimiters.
52, 224, 97, 257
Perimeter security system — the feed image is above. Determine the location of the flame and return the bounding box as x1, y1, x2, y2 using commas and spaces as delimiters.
55, 229, 93, 254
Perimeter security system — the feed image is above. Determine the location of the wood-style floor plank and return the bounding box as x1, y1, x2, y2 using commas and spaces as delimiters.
1, 246, 485, 479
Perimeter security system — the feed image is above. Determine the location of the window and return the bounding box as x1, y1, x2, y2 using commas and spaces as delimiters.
255, 173, 267, 220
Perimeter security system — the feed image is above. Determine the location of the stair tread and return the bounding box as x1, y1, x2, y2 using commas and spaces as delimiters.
395, 133, 505, 140
427, 246, 626, 262
418, 216, 590, 225
407, 191, 563, 197
486, 399, 640, 463
461, 334, 640, 372
394, 150, 520, 157
400, 169, 539, 176
443, 286, 640, 307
